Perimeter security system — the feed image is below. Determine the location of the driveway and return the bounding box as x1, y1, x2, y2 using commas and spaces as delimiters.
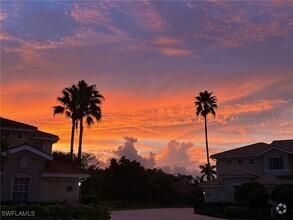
111, 208, 224, 220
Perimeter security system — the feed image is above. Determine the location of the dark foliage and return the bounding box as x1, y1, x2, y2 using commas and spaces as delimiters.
271, 184, 293, 206
1, 203, 110, 220
52, 151, 100, 169
234, 182, 265, 202
80, 195, 98, 205
79, 156, 198, 207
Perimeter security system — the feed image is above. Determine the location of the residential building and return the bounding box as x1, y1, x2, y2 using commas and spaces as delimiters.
200, 140, 293, 202
0, 117, 89, 203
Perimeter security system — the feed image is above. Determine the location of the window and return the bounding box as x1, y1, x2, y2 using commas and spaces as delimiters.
269, 157, 284, 170
248, 158, 256, 165
20, 156, 28, 168
32, 141, 43, 150
4, 132, 10, 138
226, 159, 232, 165
12, 178, 30, 201
17, 133, 23, 139
237, 159, 244, 165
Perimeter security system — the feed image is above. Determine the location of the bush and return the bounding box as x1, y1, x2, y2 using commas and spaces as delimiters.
200, 201, 245, 208
247, 188, 269, 208
80, 195, 98, 205
271, 184, 293, 207
196, 207, 225, 218
0, 203, 110, 220
235, 182, 265, 202
271, 184, 293, 202
225, 206, 257, 219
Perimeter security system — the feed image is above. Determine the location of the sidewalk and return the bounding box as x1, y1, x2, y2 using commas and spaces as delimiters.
111, 208, 225, 220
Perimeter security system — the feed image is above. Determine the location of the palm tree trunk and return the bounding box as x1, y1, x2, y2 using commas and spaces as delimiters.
69, 119, 75, 162
204, 115, 211, 181
78, 118, 83, 164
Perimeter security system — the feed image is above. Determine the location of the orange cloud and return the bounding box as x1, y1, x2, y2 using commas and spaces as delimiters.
158, 48, 194, 56
154, 37, 180, 45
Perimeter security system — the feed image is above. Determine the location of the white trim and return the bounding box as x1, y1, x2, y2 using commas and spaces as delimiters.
1, 144, 52, 161
42, 173, 89, 179
257, 147, 293, 155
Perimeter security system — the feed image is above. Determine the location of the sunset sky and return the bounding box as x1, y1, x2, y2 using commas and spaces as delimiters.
1, 1, 292, 175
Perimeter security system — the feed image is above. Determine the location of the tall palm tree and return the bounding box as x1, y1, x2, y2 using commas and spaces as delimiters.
195, 90, 217, 181
199, 164, 217, 182
76, 80, 104, 162
53, 85, 79, 159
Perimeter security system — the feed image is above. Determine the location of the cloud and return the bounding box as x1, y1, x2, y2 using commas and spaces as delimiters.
159, 140, 195, 167
153, 37, 180, 45
158, 48, 194, 56
113, 136, 156, 168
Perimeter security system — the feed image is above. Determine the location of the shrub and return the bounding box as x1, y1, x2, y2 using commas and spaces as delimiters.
247, 188, 269, 208
235, 182, 265, 202
80, 195, 98, 205
200, 201, 245, 208
271, 184, 293, 202
0, 203, 110, 220
271, 184, 293, 207
225, 206, 257, 219
196, 207, 225, 218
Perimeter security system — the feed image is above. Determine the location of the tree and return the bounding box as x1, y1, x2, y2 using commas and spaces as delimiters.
53, 85, 79, 159
76, 80, 104, 163
199, 164, 217, 182
195, 90, 217, 180
52, 151, 100, 169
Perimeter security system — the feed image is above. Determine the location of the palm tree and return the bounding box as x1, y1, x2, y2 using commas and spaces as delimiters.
76, 80, 104, 162
199, 164, 217, 182
195, 90, 217, 181
53, 85, 79, 159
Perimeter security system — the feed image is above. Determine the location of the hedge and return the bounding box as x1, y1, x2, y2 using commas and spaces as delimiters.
1, 203, 110, 220
80, 195, 98, 205
224, 206, 257, 219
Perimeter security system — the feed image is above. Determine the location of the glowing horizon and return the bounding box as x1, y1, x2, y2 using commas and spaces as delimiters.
1, 1, 292, 175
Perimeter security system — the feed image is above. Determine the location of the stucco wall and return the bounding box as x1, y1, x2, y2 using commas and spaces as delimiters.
263, 149, 290, 180
2, 130, 55, 154
203, 187, 225, 202
2, 131, 31, 148
216, 157, 264, 176
40, 178, 79, 203
1, 151, 45, 201
1, 152, 80, 203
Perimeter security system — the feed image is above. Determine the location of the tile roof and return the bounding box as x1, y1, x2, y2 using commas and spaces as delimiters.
43, 160, 88, 174
211, 140, 293, 158
31, 130, 59, 140
0, 117, 37, 130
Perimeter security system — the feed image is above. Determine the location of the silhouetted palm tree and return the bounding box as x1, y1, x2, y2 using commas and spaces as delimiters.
199, 164, 217, 182
53, 85, 79, 159
76, 80, 104, 162
195, 90, 217, 180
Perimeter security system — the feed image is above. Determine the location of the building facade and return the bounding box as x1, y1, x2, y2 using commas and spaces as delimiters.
201, 140, 293, 202
0, 117, 89, 203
